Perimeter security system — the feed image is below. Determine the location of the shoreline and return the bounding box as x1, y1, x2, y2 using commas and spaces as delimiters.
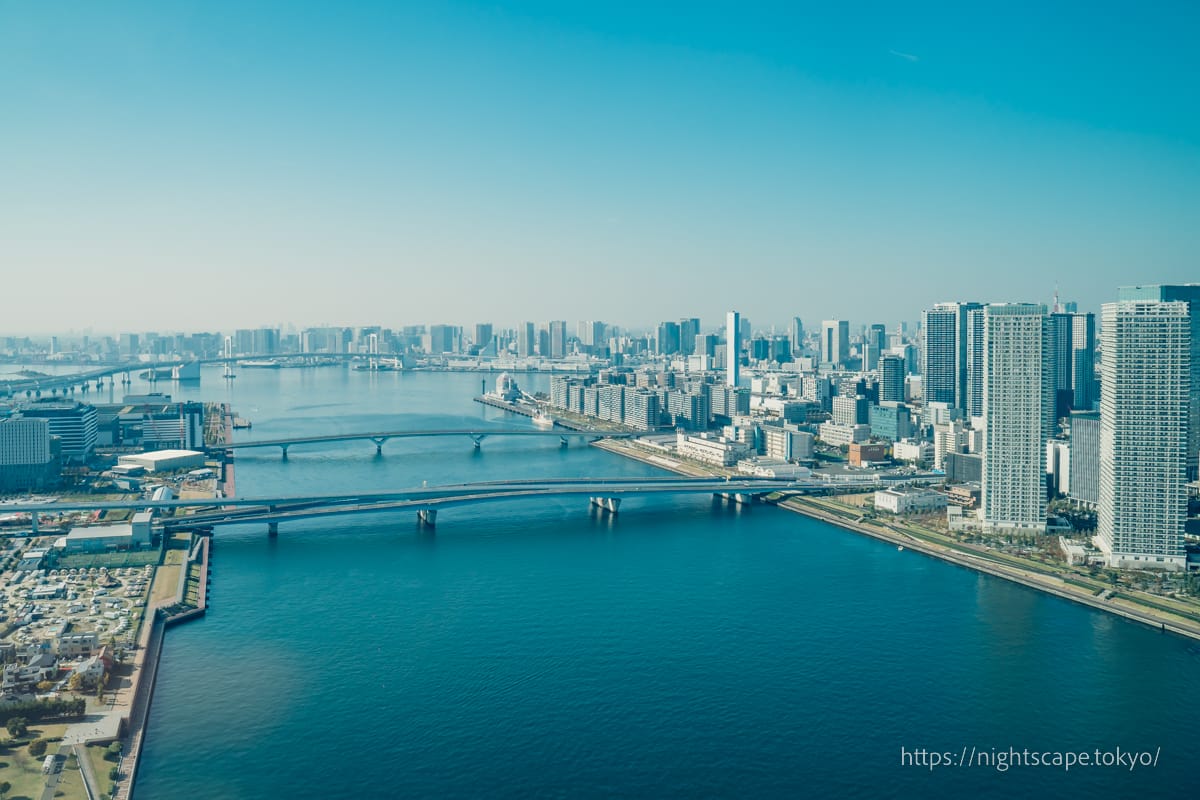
593, 438, 1200, 643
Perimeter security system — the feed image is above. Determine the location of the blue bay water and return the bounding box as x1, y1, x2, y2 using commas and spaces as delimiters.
125, 367, 1198, 799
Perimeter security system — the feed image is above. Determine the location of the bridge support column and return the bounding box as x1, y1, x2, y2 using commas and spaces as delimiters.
268, 522, 279, 537
418, 509, 437, 527
280, 446, 289, 461
372, 438, 386, 455
559, 436, 569, 448
714, 492, 752, 505
470, 435, 486, 450
590, 497, 621, 514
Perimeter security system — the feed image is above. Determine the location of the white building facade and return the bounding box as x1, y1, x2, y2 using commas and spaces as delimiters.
1096, 301, 1190, 570
980, 303, 1053, 533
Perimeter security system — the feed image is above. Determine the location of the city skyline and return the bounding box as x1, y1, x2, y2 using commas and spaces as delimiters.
3, 1, 1199, 332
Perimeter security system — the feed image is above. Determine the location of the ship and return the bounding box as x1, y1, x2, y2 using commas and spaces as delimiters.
240, 360, 281, 369
532, 410, 555, 428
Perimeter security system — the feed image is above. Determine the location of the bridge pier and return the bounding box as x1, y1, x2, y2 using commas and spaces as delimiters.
268, 522, 279, 537
590, 496, 621, 514
470, 435, 487, 450
371, 437, 387, 455
559, 436, 569, 448
280, 445, 289, 461
418, 509, 438, 527
714, 492, 754, 506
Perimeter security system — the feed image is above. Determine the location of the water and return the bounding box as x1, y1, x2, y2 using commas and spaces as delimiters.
119, 367, 1197, 798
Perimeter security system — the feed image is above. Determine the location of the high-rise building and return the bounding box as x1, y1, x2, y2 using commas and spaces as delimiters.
474, 323, 494, 350
427, 325, 457, 354
22, 401, 98, 464
965, 306, 985, 418
879, 355, 905, 403
866, 324, 887, 369
517, 322, 535, 358
1117, 284, 1200, 480
0, 417, 61, 492
1070, 312, 1096, 410
1096, 301, 1190, 570
657, 321, 681, 356
980, 303, 1052, 533
820, 320, 849, 368
549, 321, 567, 359
726, 311, 741, 387
679, 318, 700, 356
922, 302, 982, 411
1067, 410, 1100, 507
789, 317, 805, 357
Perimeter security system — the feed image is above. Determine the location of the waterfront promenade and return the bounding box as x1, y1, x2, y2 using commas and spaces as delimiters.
593, 439, 1200, 642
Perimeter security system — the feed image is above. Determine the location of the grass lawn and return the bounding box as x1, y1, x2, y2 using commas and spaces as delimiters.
84, 743, 118, 798
150, 565, 181, 605
0, 724, 69, 800
49, 749, 88, 800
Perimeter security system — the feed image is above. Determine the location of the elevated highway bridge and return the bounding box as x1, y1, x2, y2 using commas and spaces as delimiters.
4, 475, 891, 535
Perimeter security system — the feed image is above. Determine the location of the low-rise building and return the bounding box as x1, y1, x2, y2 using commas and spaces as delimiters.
874, 488, 948, 515
848, 442, 890, 467
676, 432, 751, 466
117, 449, 206, 473
736, 458, 811, 479
817, 422, 871, 446
892, 439, 932, 464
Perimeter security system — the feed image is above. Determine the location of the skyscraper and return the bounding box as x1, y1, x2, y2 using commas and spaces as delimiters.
549, 321, 567, 359
1070, 312, 1096, 410
965, 306, 985, 419
820, 320, 849, 368
866, 323, 887, 370
474, 323, 494, 350
980, 303, 1052, 533
1117, 284, 1200, 480
922, 302, 981, 411
789, 317, 805, 357
517, 322, 535, 358
879, 355, 905, 403
1096, 301, 1190, 570
725, 311, 741, 387
679, 318, 700, 356
657, 321, 681, 355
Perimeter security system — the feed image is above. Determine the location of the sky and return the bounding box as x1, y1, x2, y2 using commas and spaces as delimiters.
1, 0, 1198, 335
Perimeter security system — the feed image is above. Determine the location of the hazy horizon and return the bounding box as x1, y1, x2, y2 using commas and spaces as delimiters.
2, 1, 1197, 334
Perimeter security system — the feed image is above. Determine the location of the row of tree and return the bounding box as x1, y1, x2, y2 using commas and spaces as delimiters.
0, 696, 86, 726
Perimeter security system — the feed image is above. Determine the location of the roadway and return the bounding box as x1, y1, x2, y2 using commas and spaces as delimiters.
217, 427, 636, 454
3, 475, 893, 532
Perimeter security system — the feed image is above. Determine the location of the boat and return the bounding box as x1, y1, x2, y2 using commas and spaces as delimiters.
240, 360, 281, 369
897, 545, 904, 551
532, 410, 555, 428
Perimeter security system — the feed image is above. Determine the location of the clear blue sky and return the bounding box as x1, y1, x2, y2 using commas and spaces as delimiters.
2, 0, 1197, 334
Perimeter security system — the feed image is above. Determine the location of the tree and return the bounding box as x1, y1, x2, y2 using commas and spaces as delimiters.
106, 742, 122, 760
0, 779, 11, 799
28, 738, 47, 757
36, 680, 55, 692
5, 717, 26, 738
108, 766, 120, 781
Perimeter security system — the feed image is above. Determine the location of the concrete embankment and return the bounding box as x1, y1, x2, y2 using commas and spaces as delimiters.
592, 438, 1200, 642
116, 535, 211, 799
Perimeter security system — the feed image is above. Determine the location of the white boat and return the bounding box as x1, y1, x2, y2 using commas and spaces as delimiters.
532, 410, 555, 428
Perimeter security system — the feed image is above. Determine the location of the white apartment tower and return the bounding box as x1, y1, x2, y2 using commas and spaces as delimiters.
980, 303, 1053, 533
1096, 301, 1190, 570
726, 311, 741, 387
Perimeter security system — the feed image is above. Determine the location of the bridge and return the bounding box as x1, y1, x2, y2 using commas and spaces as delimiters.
217, 428, 637, 457
0, 352, 378, 397
5, 475, 888, 535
